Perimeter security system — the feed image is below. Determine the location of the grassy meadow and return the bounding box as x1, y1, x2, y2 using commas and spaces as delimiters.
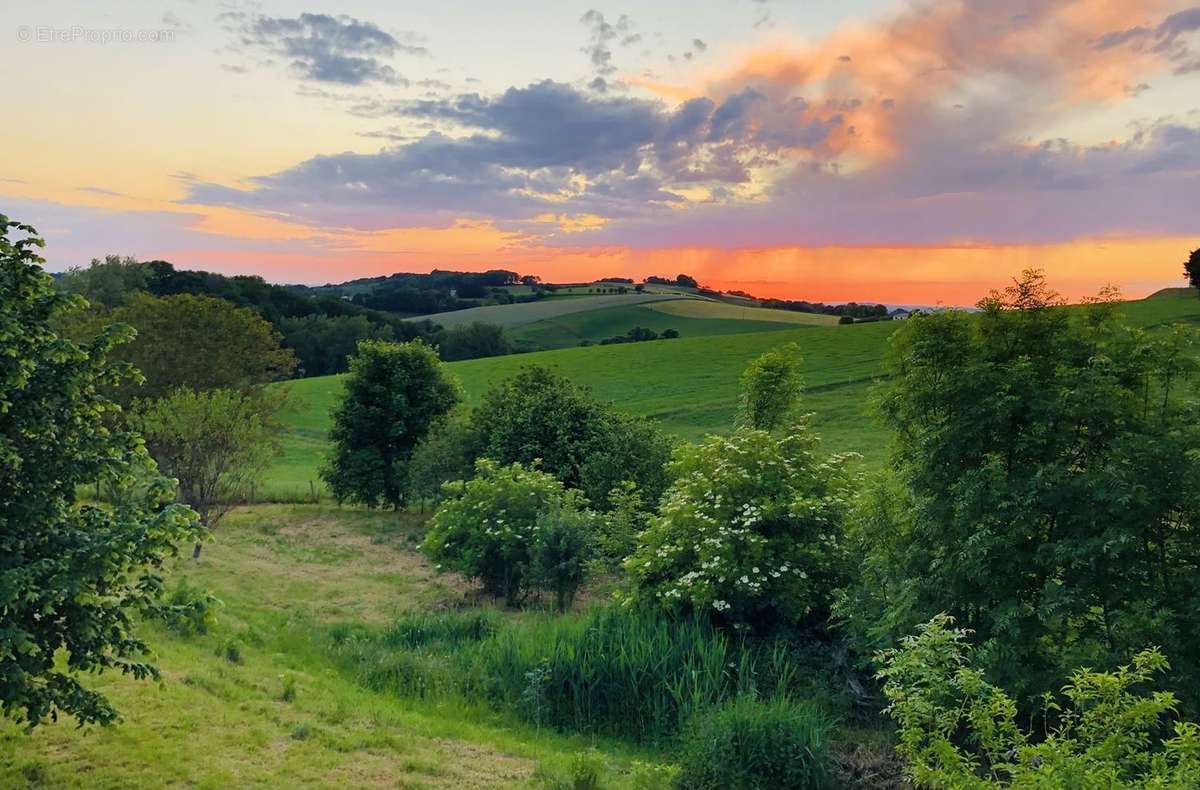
0, 506, 669, 788
406, 293, 692, 329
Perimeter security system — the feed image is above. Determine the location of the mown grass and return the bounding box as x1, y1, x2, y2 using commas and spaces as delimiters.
0, 505, 672, 788
407, 293, 693, 329
262, 290, 1200, 500
643, 299, 839, 326
510, 303, 812, 350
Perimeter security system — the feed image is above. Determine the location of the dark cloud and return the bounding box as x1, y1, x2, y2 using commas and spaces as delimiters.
183, 80, 841, 230
78, 186, 128, 197
231, 13, 424, 86
580, 10, 635, 78
1096, 6, 1200, 73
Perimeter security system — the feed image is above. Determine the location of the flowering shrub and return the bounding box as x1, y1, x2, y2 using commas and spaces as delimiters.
878, 614, 1200, 788
423, 459, 590, 605
627, 421, 857, 632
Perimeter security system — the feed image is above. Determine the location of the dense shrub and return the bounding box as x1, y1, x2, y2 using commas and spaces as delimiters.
154, 580, 221, 637
531, 508, 596, 611
472, 366, 671, 510
407, 409, 483, 507
676, 696, 833, 789
878, 614, 1200, 788
845, 271, 1200, 702
593, 481, 648, 570
434, 321, 513, 361
628, 422, 857, 633
423, 460, 591, 605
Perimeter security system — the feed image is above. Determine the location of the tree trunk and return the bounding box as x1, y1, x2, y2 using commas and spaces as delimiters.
193, 542, 203, 559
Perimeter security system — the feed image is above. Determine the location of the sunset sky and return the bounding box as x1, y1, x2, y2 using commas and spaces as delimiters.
3, 0, 1198, 304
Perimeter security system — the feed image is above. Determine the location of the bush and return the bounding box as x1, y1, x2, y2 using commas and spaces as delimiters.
593, 481, 648, 570
407, 409, 483, 507
676, 697, 833, 789
531, 508, 596, 611
154, 580, 221, 636
877, 614, 1200, 788
423, 460, 590, 605
472, 366, 671, 510
628, 422, 857, 634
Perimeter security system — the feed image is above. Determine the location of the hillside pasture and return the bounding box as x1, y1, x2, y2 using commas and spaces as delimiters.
643, 299, 840, 325
407, 293, 693, 329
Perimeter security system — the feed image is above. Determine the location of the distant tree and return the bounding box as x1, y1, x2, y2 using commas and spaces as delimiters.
322, 340, 461, 509
472, 366, 671, 509
736, 343, 804, 431
1, 215, 201, 727
59, 254, 149, 307
109, 293, 295, 400
1185, 247, 1200, 292
134, 388, 282, 558
837, 315, 854, 324
520, 274, 541, 287
660, 328, 679, 339
279, 314, 392, 376
841, 270, 1200, 703
634, 284, 645, 293
436, 321, 513, 362
675, 274, 699, 288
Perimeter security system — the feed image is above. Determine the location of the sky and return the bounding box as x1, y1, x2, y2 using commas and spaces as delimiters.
2, 0, 1199, 304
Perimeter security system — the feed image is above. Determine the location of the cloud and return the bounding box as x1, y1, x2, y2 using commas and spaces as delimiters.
183, 79, 842, 230
230, 12, 425, 85
77, 186, 128, 198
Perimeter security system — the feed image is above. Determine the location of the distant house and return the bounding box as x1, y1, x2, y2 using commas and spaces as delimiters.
889, 308, 912, 320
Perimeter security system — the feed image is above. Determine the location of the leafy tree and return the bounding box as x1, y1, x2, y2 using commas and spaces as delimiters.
843, 270, 1200, 701
109, 292, 296, 400
594, 481, 648, 569
407, 409, 484, 508
278, 313, 393, 376
472, 366, 671, 510
423, 460, 591, 605
878, 615, 1200, 788
735, 342, 804, 431
1, 215, 201, 727
628, 421, 857, 633
1185, 247, 1200, 292
134, 388, 282, 558
322, 340, 460, 509
435, 321, 513, 362
531, 507, 596, 611
59, 254, 148, 307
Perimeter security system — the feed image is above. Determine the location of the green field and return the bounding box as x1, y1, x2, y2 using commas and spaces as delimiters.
260, 289, 1200, 501
408, 293, 693, 329
643, 299, 839, 325
0, 506, 664, 787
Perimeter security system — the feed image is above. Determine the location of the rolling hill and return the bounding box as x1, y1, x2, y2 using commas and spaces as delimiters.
261, 289, 1200, 500
405, 292, 693, 329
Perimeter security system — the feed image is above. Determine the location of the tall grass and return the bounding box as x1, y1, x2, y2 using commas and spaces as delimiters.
328, 606, 820, 742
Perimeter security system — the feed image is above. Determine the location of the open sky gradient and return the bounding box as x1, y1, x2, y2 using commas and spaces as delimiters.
3, 0, 1199, 303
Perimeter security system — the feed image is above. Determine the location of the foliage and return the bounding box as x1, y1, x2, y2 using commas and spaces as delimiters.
845, 270, 1200, 701
434, 321, 513, 361
134, 387, 282, 556
154, 580, 221, 637
594, 481, 648, 569
628, 422, 857, 633
322, 340, 460, 509
279, 313, 393, 376
423, 460, 590, 605
735, 342, 804, 431
1184, 247, 1200, 293
877, 615, 1200, 789
531, 508, 596, 611
406, 408, 484, 507
334, 605, 810, 742
0, 215, 202, 727
109, 292, 296, 400
58, 254, 149, 307
472, 366, 671, 509
676, 696, 833, 789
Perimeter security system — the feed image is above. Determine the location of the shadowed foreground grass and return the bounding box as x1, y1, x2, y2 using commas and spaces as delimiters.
0, 505, 670, 789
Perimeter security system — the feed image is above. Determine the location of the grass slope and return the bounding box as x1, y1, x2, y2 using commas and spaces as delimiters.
262, 290, 1200, 500
644, 299, 839, 325
0, 506, 664, 788
408, 293, 692, 329
509, 303, 813, 350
